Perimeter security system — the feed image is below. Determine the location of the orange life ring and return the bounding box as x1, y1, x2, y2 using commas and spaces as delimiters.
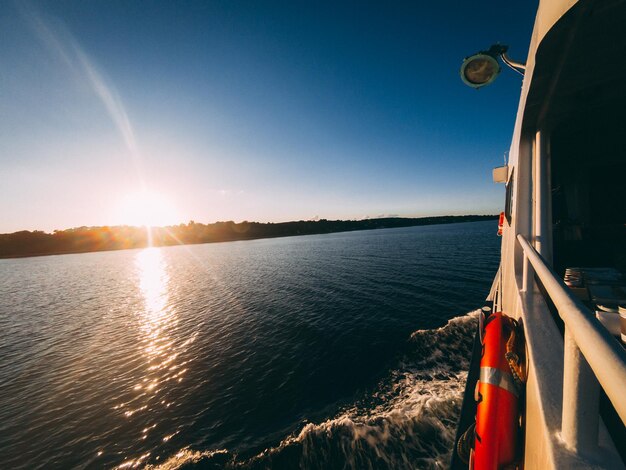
497, 212, 505, 236
471, 311, 519, 469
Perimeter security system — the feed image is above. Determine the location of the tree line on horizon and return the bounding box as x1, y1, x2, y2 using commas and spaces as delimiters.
0, 215, 496, 259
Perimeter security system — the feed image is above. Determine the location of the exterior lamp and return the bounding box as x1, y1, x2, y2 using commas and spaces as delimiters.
460, 44, 525, 89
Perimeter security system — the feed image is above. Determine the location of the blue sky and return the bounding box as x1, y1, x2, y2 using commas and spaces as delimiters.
0, 1, 537, 232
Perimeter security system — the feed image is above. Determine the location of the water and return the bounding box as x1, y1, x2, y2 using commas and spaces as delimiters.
0, 221, 499, 469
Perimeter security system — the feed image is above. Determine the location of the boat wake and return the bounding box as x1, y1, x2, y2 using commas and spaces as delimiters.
148, 310, 479, 470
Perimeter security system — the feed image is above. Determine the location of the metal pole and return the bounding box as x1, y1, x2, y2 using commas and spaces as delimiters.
562, 328, 599, 452
545, 133, 553, 264
533, 131, 544, 258
534, 130, 552, 263
500, 52, 526, 73
522, 252, 533, 307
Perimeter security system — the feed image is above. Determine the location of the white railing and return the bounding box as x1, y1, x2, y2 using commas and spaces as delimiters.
517, 234, 626, 453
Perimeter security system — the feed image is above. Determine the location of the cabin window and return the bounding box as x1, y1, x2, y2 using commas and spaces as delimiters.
504, 169, 514, 225
551, 108, 626, 274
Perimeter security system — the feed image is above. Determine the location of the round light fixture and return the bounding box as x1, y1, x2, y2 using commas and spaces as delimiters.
460, 53, 501, 88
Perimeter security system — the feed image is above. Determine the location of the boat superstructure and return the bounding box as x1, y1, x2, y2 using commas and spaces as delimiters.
456, 0, 626, 468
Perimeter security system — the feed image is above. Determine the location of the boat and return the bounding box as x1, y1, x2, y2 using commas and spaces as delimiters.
451, 0, 626, 468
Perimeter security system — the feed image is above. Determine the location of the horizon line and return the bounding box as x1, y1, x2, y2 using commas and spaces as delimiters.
1, 214, 499, 236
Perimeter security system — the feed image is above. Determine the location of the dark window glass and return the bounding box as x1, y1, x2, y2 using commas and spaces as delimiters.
505, 169, 514, 224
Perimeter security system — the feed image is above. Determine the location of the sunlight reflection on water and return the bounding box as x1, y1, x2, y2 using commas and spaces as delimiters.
136, 247, 192, 394
116, 248, 196, 467
137, 247, 176, 392
137, 248, 169, 318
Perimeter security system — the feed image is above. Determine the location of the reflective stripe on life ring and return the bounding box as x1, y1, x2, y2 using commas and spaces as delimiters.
479, 366, 519, 397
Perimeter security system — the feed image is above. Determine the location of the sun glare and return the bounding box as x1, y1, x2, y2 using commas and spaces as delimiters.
117, 190, 178, 227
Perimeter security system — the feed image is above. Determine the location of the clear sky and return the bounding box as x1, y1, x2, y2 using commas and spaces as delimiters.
0, 1, 537, 233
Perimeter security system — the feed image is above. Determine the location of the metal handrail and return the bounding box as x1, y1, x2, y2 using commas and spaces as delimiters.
516, 234, 626, 424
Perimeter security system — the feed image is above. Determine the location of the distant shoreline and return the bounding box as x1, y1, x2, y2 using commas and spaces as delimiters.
0, 215, 497, 260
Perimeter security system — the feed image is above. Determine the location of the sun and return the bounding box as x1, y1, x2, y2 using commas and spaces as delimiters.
116, 190, 178, 227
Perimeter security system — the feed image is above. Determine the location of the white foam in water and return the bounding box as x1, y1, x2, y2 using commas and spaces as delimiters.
144, 448, 229, 469
151, 310, 480, 470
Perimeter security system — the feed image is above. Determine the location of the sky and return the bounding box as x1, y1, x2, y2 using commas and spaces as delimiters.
0, 1, 537, 233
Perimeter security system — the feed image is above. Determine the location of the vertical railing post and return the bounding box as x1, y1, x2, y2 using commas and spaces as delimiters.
533, 130, 553, 264
521, 251, 533, 305
562, 328, 600, 453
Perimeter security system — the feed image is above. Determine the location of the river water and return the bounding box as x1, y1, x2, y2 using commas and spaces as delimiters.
0, 220, 499, 469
